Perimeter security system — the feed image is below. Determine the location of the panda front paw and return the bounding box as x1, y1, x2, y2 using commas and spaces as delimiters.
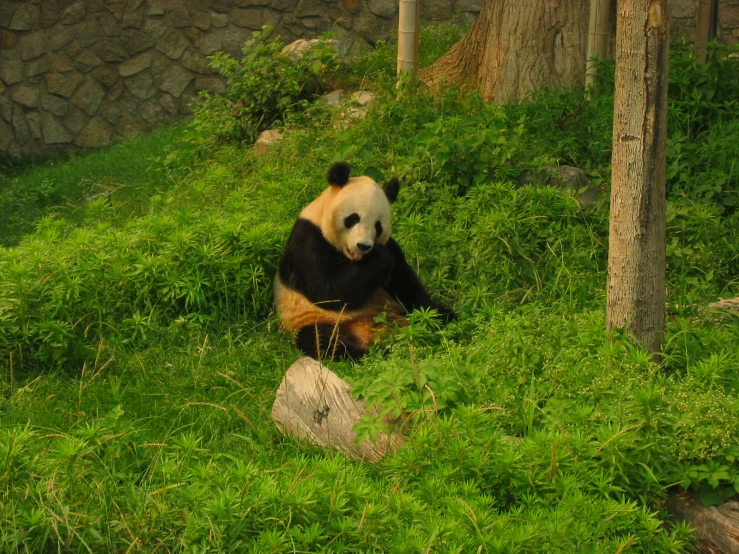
434, 304, 458, 325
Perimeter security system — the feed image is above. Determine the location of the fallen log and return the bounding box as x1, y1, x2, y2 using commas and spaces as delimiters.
271, 357, 404, 462
667, 491, 739, 553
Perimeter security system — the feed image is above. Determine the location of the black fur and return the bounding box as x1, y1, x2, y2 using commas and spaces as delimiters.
279, 219, 396, 311
384, 177, 400, 203
327, 162, 351, 186
295, 324, 366, 360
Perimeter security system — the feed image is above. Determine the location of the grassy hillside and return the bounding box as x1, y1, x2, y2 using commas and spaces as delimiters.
0, 30, 738, 552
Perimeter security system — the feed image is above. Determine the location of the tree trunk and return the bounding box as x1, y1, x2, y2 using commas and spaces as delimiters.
606, 0, 668, 353
423, 0, 590, 102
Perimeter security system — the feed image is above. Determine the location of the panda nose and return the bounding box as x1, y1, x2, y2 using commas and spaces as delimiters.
356, 242, 372, 253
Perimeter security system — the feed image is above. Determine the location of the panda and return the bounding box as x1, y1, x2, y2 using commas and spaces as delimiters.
274, 162, 455, 360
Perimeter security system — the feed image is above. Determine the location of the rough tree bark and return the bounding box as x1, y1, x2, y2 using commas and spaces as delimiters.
606, 0, 668, 353
423, 0, 590, 101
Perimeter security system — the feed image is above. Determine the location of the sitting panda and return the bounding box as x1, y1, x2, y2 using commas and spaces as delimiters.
274, 162, 455, 360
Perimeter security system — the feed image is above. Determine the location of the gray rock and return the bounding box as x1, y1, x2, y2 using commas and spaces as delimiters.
9, 4, 41, 31
118, 52, 151, 77
85, 0, 106, 13
52, 51, 75, 72
105, 82, 124, 100
42, 113, 73, 143
12, 106, 31, 145
19, 31, 50, 61
73, 18, 104, 47
122, 29, 155, 54
45, 71, 84, 97
117, 112, 146, 137
98, 102, 123, 124
11, 85, 41, 108
157, 29, 190, 59
74, 50, 103, 72
41, 1, 64, 28
222, 25, 252, 55
75, 117, 114, 147
183, 27, 201, 48
211, 12, 229, 27
230, 7, 262, 28
0, 96, 14, 122
41, 94, 69, 117
518, 165, 600, 206
70, 76, 106, 115
194, 76, 226, 93
47, 27, 74, 51
368, 0, 396, 19
63, 106, 88, 133
64, 39, 83, 59
107, 0, 126, 21
124, 71, 156, 99
454, 0, 481, 12
62, 2, 87, 25
148, 0, 165, 16
150, 51, 169, 75
139, 100, 166, 124
0, 51, 24, 85
159, 93, 177, 113
94, 39, 129, 62
159, 65, 193, 97
254, 129, 283, 153
122, 2, 145, 28
424, 0, 454, 19
272, 0, 300, 11
26, 54, 54, 76
190, 7, 212, 30
342, 0, 360, 14
166, 0, 190, 27
237, 0, 271, 5
97, 10, 123, 36
353, 6, 390, 41
0, 30, 18, 49
209, 0, 234, 13
26, 112, 42, 139
296, 0, 323, 16
263, 9, 281, 27
91, 64, 120, 86
320, 89, 344, 106
0, 119, 12, 151
199, 29, 223, 54
181, 51, 212, 73
144, 16, 169, 39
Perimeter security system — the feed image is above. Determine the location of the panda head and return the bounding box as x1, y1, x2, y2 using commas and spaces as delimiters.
315, 162, 399, 262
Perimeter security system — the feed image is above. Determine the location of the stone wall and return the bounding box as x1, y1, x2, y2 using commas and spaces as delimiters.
0, 0, 737, 158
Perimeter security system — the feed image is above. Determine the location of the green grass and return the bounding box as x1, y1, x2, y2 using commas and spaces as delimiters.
1, 33, 739, 552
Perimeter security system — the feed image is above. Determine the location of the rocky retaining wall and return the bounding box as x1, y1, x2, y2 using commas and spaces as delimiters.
0, 0, 737, 158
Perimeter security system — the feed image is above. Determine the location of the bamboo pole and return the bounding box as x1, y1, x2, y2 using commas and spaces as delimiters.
695, 0, 712, 62
397, 0, 420, 75
585, 0, 611, 88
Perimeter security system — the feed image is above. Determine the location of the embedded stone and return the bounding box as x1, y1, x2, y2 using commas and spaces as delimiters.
181, 51, 211, 73
122, 2, 145, 28
157, 29, 189, 59
25, 111, 42, 139
222, 26, 250, 55
425, 0, 453, 19
150, 51, 168, 74
299, 17, 320, 29
85, 0, 106, 13
106, 82, 124, 100
159, 65, 193, 97
272, 0, 299, 11
74, 50, 103, 72
41, 114, 74, 144
144, 16, 169, 39
454, 0, 481, 12
342, 0, 360, 14
139, 100, 166, 124
62, 106, 87, 133
40, 1, 64, 28
183, 27, 201, 48
62, 2, 87, 25
353, 7, 390, 41
11, 85, 40, 108
19, 31, 50, 61
107, 0, 126, 21
0, 96, 14, 121
0, 119, 12, 151
320, 89, 344, 106
194, 76, 226, 93
199, 29, 223, 54
98, 102, 123, 124
9, 4, 41, 31
118, 51, 151, 77
47, 27, 74, 50
41, 94, 69, 116
12, 106, 31, 145
0, 30, 18, 49
64, 39, 83, 59
97, 10, 122, 36
351, 90, 376, 105
94, 39, 129, 62
124, 71, 156, 99
725, 5, 739, 29
117, 112, 146, 137
296, 0, 322, 16
148, 0, 165, 15
159, 92, 177, 113
190, 7, 212, 30
263, 9, 280, 27
91, 64, 119, 86
122, 29, 155, 54
0, 82, 4, 95
0, 51, 24, 84
75, 117, 114, 147
73, 18, 104, 47
45, 71, 84, 97
166, 1, 190, 27
230, 7, 262, 28
209, 0, 234, 12
368, 0, 396, 18
70, 76, 106, 115
211, 12, 228, 27
26, 54, 54, 76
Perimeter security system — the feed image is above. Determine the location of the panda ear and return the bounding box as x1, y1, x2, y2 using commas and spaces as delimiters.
327, 162, 351, 187
384, 177, 400, 203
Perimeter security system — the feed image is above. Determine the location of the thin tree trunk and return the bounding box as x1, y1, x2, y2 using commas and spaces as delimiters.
397, 0, 420, 75
585, 0, 612, 87
606, 0, 668, 353
423, 0, 589, 101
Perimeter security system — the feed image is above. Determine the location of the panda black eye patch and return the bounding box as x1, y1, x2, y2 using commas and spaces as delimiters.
375, 221, 383, 237
344, 213, 360, 228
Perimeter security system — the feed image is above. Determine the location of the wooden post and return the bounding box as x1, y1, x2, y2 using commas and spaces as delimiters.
585, 0, 611, 87
272, 357, 404, 462
606, 0, 669, 354
397, 0, 420, 75
667, 491, 739, 553
695, 0, 712, 62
